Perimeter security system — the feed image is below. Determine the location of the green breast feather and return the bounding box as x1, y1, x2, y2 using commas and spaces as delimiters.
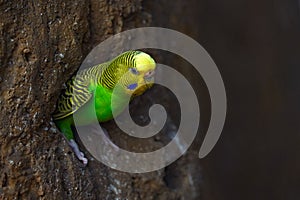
52, 50, 156, 164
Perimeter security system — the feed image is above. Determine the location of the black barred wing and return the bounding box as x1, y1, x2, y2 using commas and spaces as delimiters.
52, 64, 103, 120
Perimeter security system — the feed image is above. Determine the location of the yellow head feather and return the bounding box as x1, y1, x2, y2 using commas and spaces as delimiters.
134, 52, 156, 72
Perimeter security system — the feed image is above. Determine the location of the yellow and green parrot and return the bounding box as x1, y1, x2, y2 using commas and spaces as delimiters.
52, 51, 156, 164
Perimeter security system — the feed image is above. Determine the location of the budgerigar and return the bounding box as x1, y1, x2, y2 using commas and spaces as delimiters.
52, 51, 156, 164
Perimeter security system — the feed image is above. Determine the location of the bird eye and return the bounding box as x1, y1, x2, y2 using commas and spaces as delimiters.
129, 68, 139, 75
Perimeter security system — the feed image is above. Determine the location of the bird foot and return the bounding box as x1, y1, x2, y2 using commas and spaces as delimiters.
69, 139, 88, 165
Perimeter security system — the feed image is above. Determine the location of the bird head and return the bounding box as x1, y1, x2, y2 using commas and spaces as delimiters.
112, 51, 156, 97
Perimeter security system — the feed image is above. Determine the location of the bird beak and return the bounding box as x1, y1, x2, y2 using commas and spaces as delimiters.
144, 71, 155, 89
144, 70, 155, 82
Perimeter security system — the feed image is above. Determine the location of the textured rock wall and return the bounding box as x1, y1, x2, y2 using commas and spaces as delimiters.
0, 0, 209, 199
0, 0, 207, 199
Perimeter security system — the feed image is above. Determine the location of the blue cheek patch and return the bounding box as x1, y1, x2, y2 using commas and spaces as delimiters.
127, 83, 138, 90
129, 68, 139, 75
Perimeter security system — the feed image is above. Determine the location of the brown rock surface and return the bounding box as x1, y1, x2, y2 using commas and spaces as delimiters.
0, 0, 204, 199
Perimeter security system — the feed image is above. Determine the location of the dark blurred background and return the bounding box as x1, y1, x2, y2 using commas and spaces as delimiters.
1, 0, 299, 199
146, 0, 300, 199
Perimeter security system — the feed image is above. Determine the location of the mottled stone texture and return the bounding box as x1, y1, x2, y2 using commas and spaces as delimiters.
0, 0, 204, 199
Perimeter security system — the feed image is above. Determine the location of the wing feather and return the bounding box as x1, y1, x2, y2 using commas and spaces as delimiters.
53, 64, 105, 120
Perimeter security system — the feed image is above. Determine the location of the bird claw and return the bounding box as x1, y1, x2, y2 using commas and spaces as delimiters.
69, 139, 88, 165
79, 155, 88, 165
